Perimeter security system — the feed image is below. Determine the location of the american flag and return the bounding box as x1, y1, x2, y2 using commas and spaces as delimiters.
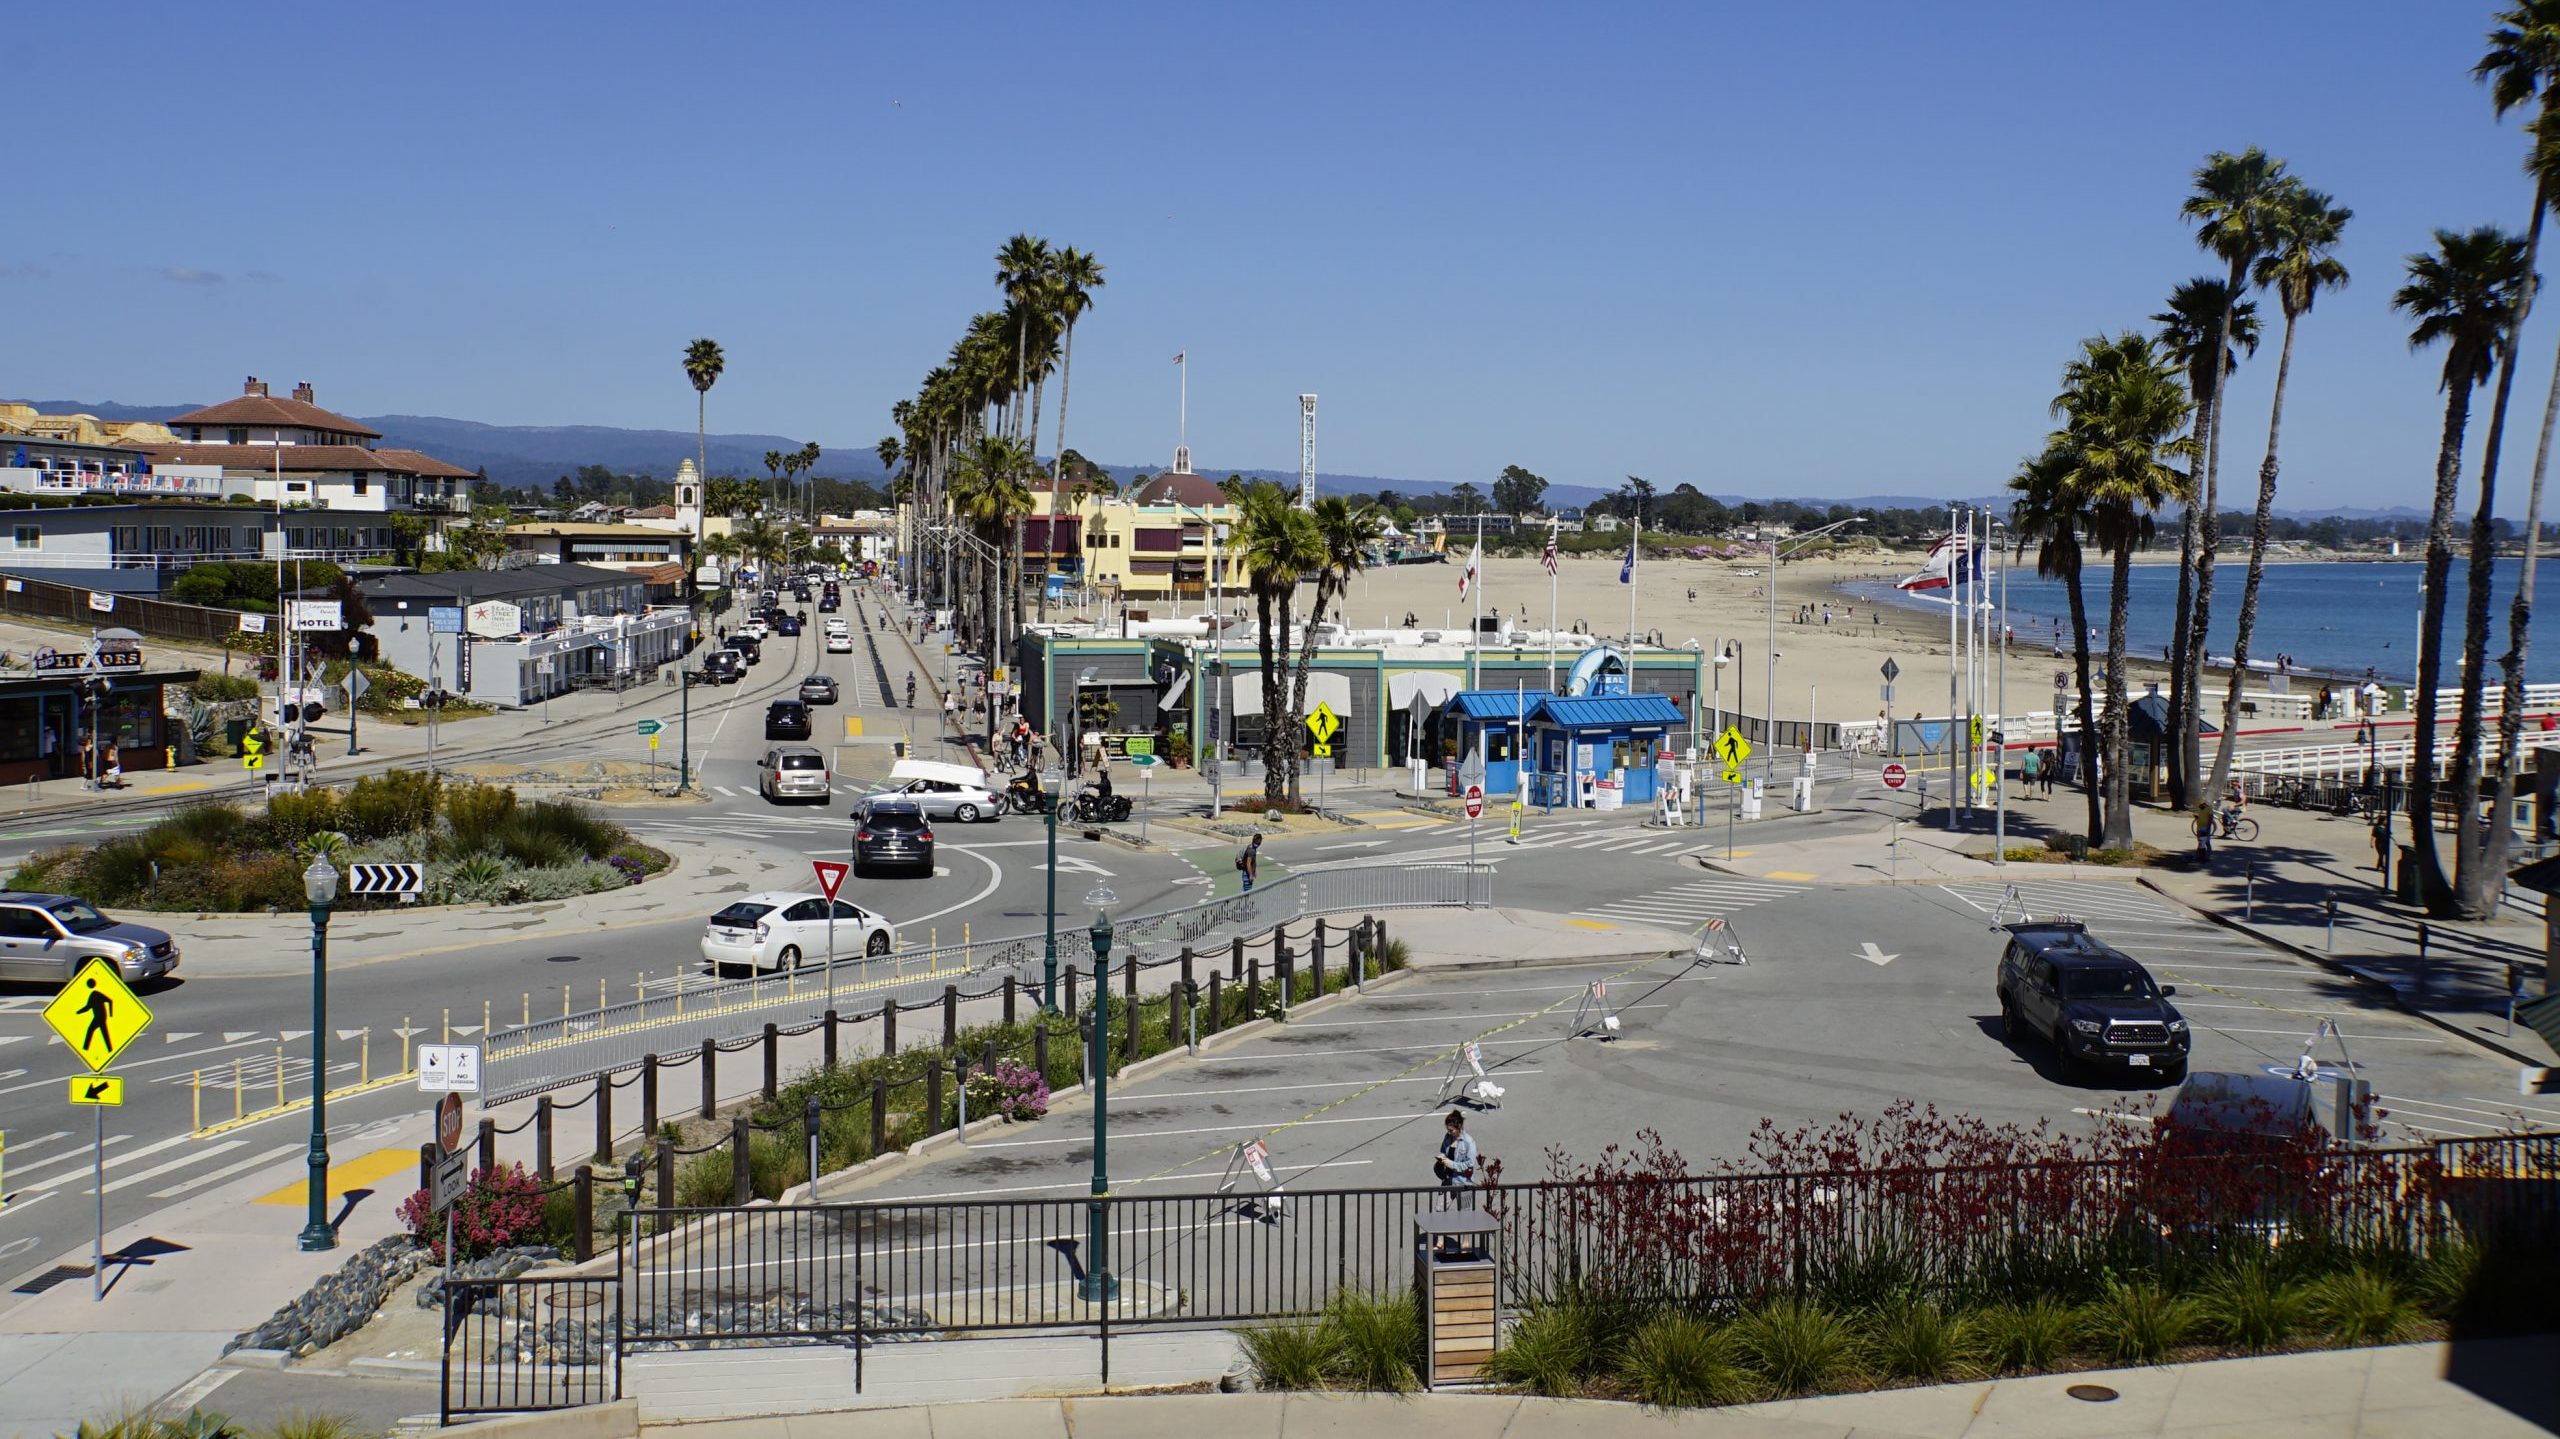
1541, 523, 1558, 576
1459, 538, 1480, 598
1172, 351, 1185, 364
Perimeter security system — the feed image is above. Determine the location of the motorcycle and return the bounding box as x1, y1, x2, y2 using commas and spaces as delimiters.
1001, 777, 1048, 815
1070, 788, 1133, 824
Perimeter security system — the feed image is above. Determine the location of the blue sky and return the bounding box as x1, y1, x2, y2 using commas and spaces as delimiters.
6, 2, 2549, 509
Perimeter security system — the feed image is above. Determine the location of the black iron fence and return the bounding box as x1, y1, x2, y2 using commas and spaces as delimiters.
439, 1273, 620, 1423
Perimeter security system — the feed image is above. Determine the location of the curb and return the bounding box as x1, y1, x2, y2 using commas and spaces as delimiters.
2135, 875, 2552, 1068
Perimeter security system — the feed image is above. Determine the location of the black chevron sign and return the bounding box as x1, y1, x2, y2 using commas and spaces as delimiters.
348, 863, 424, 895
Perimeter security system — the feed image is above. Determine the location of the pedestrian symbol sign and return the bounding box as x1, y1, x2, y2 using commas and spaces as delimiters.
1968, 714, 1984, 748
1713, 726, 1751, 766
44, 958, 152, 1073
1305, 702, 1342, 744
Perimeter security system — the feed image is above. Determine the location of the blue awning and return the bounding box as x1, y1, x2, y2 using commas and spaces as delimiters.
1531, 693, 1686, 728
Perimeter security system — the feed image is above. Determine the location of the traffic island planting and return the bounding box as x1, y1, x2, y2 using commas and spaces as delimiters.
8, 770, 668, 911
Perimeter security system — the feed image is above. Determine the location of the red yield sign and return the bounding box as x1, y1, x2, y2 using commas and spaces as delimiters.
812, 859, 849, 902
1881, 762, 1910, 792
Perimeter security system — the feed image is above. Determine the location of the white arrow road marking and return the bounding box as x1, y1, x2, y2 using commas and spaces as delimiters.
223, 1031, 259, 1042
1317, 839, 1392, 851
454, 1025, 485, 1037
277, 1031, 310, 1043
1034, 855, 1116, 877
335, 1029, 368, 1041
1857, 942, 1900, 967
164, 1032, 200, 1043
394, 1026, 424, 1038
101, 1141, 248, 1195
0, 1035, 26, 1049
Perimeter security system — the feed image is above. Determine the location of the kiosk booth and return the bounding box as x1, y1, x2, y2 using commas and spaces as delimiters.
1526, 692, 1686, 809
1436, 689, 1538, 797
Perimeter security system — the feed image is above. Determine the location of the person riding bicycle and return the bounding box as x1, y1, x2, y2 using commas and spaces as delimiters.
2219, 780, 2246, 837
905, 671, 917, 707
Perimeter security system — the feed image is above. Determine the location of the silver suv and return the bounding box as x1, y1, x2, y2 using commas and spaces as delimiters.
757, 745, 832, 804
0, 892, 179, 985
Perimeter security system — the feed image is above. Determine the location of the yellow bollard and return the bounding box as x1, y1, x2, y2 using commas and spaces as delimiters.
233, 1058, 244, 1121
402, 1017, 412, 1076
192, 1070, 202, 1132
600, 978, 607, 1013
275, 1046, 285, 1110
522, 992, 531, 1028
442, 1007, 450, 1045
360, 1028, 370, 1084
562, 984, 570, 1020
483, 999, 491, 1038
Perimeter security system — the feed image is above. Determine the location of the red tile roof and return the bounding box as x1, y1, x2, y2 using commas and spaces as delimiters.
371, 447, 475, 479
1129, 470, 1227, 507
139, 443, 461, 478
166, 395, 382, 439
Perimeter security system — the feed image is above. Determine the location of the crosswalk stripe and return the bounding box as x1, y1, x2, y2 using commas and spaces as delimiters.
5, 1133, 134, 1186
100, 1141, 247, 1195
152, 1143, 306, 1199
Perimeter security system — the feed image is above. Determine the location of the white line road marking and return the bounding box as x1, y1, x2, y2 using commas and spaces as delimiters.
1132, 1070, 1546, 1103
3, 1133, 134, 1187
885, 1159, 1377, 1203
0, 1129, 73, 1159
150, 1143, 305, 1199
966, 1109, 1429, 1151
1284, 1003, 1671, 1031
2204, 1026, 2442, 1044
100, 1141, 248, 1195
156, 1368, 238, 1416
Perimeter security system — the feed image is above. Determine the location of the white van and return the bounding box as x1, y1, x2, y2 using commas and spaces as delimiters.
864, 758, 1004, 823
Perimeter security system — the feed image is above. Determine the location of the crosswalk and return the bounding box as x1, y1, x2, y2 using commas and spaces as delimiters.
0, 1126, 305, 1202
1380, 815, 1728, 865
1572, 873, 1810, 931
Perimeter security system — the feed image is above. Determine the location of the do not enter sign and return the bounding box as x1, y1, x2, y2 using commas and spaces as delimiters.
1881, 762, 1910, 791
1464, 784, 1485, 819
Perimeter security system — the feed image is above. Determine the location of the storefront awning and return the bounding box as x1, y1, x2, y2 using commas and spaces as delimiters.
1230, 671, 1352, 718
1387, 670, 1461, 710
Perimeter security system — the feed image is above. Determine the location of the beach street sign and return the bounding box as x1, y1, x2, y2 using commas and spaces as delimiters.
1880, 658, 1900, 683
45, 959, 151, 1074
1882, 761, 1909, 791
635, 719, 664, 737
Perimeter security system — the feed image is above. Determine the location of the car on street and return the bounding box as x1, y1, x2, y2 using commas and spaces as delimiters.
818, 595, 839, 613
825, 631, 854, 654
863, 758, 1004, 823
756, 744, 830, 803
697, 649, 745, 685
799, 675, 840, 705
723, 634, 762, 665
741, 618, 771, 640
854, 798, 935, 876
699, 891, 895, 974
775, 614, 804, 636
1995, 921, 2191, 1083
0, 891, 180, 986
765, 699, 813, 740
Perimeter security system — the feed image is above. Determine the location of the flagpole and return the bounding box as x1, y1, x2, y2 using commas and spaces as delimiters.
1471, 514, 1483, 689
1546, 518, 1559, 693
1947, 504, 1959, 831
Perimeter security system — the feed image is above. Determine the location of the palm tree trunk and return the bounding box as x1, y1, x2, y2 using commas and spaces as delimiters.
2065, 543, 2103, 846
2180, 266, 2248, 803
1287, 578, 1334, 807
1257, 589, 1288, 805
2451, 199, 2547, 918
2166, 500, 2199, 808
1050, 321, 1079, 621
2492, 207, 2560, 910
2102, 542, 2137, 849
2413, 382, 2480, 916
2210, 307, 2303, 793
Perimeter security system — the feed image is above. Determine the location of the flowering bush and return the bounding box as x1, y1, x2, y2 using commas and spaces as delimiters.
396, 1162, 549, 1262
966, 1059, 1050, 1121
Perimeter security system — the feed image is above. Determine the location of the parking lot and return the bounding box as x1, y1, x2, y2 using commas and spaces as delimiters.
845, 875, 2560, 1208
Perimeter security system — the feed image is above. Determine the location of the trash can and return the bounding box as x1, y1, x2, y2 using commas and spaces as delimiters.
222, 717, 250, 753
1414, 1209, 1499, 1390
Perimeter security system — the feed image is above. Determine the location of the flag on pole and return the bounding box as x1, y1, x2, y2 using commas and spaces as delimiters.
1896, 533, 1979, 592
1541, 522, 1559, 576
1172, 351, 1185, 364
1459, 537, 1480, 598
1619, 533, 1636, 584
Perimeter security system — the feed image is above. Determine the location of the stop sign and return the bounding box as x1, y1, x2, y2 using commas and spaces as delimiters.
437, 1092, 466, 1154
1881, 761, 1909, 791
1464, 784, 1485, 819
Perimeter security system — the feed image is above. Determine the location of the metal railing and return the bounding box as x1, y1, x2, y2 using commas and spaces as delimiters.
439, 1273, 619, 1422
481, 864, 1491, 1103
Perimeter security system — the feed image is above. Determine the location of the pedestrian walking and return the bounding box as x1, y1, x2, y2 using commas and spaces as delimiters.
2372, 812, 2393, 882
2020, 747, 2039, 796
1433, 1111, 1480, 1200
1236, 833, 1262, 894
2193, 805, 2215, 862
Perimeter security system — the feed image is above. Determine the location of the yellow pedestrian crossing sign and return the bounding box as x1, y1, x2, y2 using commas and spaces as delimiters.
1722, 762, 1744, 784
69, 1076, 124, 1106
44, 959, 152, 1073
1713, 726, 1751, 766
1968, 714, 1985, 748
1305, 702, 1342, 746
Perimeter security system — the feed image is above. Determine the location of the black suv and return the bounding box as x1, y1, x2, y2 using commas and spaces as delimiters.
765, 699, 813, 741
1996, 921, 2190, 1083
696, 649, 745, 685
724, 634, 762, 665
854, 798, 934, 877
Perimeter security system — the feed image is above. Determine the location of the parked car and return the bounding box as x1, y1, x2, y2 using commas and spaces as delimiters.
696, 649, 745, 685
0, 891, 179, 986
1995, 921, 2190, 1083
775, 614, 804, 636
765, 699, 813, 741
854, 798, 935, 877
757, 745, 830, 803
699, 891, 895, 974
863, 758, 1004, 823
799, 676, 840, 705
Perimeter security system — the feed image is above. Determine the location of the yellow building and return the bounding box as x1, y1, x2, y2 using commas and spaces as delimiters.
1025, 463, 1247, 604
0, 403, 179, 448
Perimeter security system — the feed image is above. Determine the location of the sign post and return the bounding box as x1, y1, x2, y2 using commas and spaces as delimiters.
1465, 783, 1484, 869
1127, 751, 1160, 842
813, 859, 849, 1010
45, 958, 150, 1302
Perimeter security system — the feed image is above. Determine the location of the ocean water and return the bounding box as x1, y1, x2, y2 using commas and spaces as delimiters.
1841, 560, 2560, 686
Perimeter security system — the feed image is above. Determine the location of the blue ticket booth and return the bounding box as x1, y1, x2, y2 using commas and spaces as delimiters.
1437, 690, 1539, 796
1528, 693, 1686, 809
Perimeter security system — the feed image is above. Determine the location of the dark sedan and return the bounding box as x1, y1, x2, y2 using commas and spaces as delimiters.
799, 676, 840, 705
776, 614, 804, 636
765, 699, 813, 741
855, 799, 935, 877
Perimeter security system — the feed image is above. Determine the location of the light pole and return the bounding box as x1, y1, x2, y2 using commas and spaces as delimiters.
1041, 780, 1062, 1011
1711, 650, 1728, 748
297, 853, 340, 1252
1079, 886, 1119, 1303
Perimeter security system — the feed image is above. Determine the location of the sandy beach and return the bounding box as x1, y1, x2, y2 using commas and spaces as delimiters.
1334, 549, 2169, 727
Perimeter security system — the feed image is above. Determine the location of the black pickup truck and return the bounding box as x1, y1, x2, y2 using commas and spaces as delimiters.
1995, 920, 2191, 1083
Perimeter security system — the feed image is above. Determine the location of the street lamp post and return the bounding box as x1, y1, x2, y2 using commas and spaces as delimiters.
1041, 784, 1061, 1011
1079, 887, 1119, 1303
298, 853, 340, 1252
1764, 516, 1867, 743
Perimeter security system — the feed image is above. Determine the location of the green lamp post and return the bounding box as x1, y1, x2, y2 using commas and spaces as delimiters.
1079, 886, 1119, 1302
297, 853, 339, 1252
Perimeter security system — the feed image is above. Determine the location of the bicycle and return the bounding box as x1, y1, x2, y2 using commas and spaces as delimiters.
2216, 809, 2259, 843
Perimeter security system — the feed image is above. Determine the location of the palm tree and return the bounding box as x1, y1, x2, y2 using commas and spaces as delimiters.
2175, 148, 2293, 800
1049, 247, 1106, 481
994, 235, 1054, 442
763, 449, 786, 515
2152, 279, 2259, 807
2392, 226, 2533, 915
953, 435, 1034, 668
1236, 482, 1325, 806
2051, 334, 2198, 849
2209, 185, 2352, 793
2009, 447, 2105, 845
683, 338, 724, 570
2483, 6, 2560, 899
1285, 497, 1385, 803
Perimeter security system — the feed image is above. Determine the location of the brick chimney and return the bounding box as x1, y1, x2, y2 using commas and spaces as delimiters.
291, 382, 313, 403
243, 375, 268, 397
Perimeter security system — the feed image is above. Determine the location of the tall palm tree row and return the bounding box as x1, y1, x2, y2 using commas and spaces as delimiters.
2150, 278, 2258, 808
2008, 447, 2106, 846
2392, 226, 2533, 912
2209, 185, 2353, 794
2049, 334, 2199, 850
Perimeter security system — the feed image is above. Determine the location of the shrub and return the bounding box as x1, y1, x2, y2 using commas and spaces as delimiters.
259, 1412, 363, 1439
440, 781, 518, 852
79, 836, 158, 901
521, 799, 621, 859
1618, 1311, 1751, 1408
184, 673, 262, 703
2194, 1261, 2307, 1354
397, 1163, 548, 1262
1731, 1298, 1864, 1396
263, 788, 344, 848
2307, 1268, 2416, 1346
1483, 1300, 1597, 1395
343, 770, 441, 840
1239, 1318, 1332, 1390
2087, 1281, 2194, 1366
62, 1407, 243, 1439
161, 802, 250, 848
490, 816, 577, 871
675, 1149, 736, 1209
965, 1059, 1050, 1121
1320, 1289, 1422, 1392
1868, 1300, 1973, 1383
1975, 1298, 2080, 1374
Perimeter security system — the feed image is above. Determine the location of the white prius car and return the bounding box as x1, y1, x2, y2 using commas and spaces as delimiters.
700, 890, 896, 974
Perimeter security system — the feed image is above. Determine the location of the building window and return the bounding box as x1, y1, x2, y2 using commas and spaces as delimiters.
352, 474, 369, 496
226, 428, 248, 445
10, 526, 37, 549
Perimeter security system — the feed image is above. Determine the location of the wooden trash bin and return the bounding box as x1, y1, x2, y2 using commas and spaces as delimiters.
1414, 1209, 1499, 1388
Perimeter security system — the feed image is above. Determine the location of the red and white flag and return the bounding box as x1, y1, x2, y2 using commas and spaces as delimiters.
1459, 537, 1481, 598
1541, 522, 1559, 576
1896, 533, 1977, 592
